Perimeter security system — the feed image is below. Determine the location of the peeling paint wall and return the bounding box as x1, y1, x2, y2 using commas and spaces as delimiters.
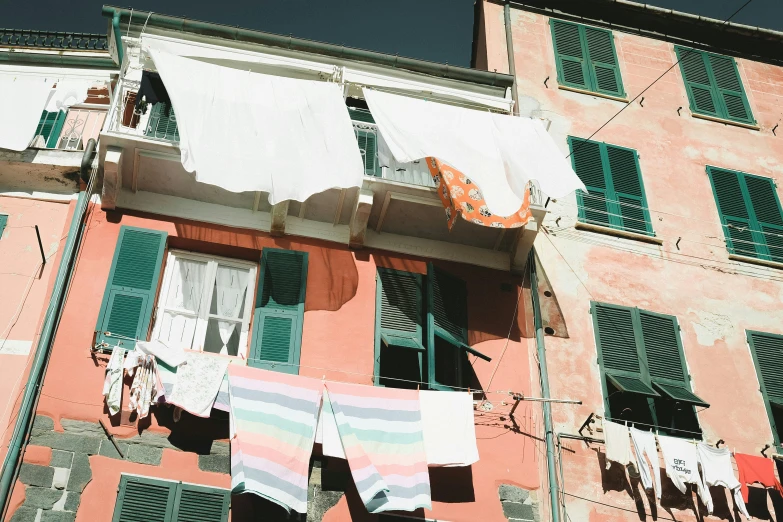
479, 4, 783, 521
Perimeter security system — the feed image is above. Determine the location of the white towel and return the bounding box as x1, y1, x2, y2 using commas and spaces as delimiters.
0, 74, 55, 151
630, 427, 661, 495
657, 435, 708, 504
604, 421, 633, 470
419, 390, 479, 467
137, 339, 187, 367
697, 443, 749, 517
166, 352, 229, 418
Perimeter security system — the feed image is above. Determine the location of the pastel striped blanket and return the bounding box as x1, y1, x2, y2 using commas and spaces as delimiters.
324, 381, 431, 513
227, 365, 323, 513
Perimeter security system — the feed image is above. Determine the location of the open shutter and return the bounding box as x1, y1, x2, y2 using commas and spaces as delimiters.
747, 331, 783, 445
95, 227, 167, 351
356, 129, 379, 177
592, 303, 658, 397
570, 138, 612, 228
377, 268, 424, 351
676, 47, 720, 118
551, 20, 589, 90
708, 167, 757, 258
112, 475, 177, 522
707, 54, 754, 124
34, 110, 65, 148
584, 26, 624, 97
0, 214, 7, 239
249, 248, 307, 374
744, 175, 783, 263
46, 111, 67, 149
605, 145, 652, 234
348, 107, 375, 124
172, 483, 230, 522
639, 311, 708, 407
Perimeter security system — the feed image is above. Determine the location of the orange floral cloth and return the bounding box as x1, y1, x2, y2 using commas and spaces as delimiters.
425, 157, 532, 230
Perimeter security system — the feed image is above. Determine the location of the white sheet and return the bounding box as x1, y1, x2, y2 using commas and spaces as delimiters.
146, 47, 365, 204
0, 74, 54, 151
45, 79, 92, 112
363, 89, 585, 217
419, 390, 478, 467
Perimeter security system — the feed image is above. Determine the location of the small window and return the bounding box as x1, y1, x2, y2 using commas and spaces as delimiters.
675, 47, 755, 125
591, 302, 707, 437
707, 167, 783, 264
746, 331, 783, 447
568, 137, 653, 236
111, 474, 229, 522
152, 251, 256, 357
550, 19, 625, 98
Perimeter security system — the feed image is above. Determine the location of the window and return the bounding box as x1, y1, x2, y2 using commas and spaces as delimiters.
568, 137, 653, 235
746, 331, 783, 447
550, 19, 624, 98
248, 248, 308, 374
591, 302, 707, 436
707, 167, 783, 264
675, 47, 754, 125
151, 251, 256, 357
348, 106, 380, 177
374, 264, 489, 390
145, 102, 180, 142
32, 110, 66, 148
111, 474, 229, 522
0, 214, 6, 240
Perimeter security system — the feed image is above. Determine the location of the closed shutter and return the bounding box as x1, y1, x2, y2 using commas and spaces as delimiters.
172, 483, 230, 522
112, 475, 177, 522
570, 138, 611, 228
356, 129, 379, 176
0, 214, 7, 239
708, 167, 756, 257
640, 311, 708, 407
747, 331, 783, 444
377, 268, 424, 350
34, 110, 66, 148
145, 103, 179, 141
551, 20, 589, 90
249, 248, 308, 373
708, 54, 753, 124
95, 226, 167, 350
605, 144, 651, 234
745, 175, 783, 263
592, 303, 658, 397
584, 26, 624, 97
677, 48, 720, 117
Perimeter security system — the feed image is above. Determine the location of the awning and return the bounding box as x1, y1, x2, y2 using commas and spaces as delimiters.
0, 74, 54, 151
364, 88, 585, 218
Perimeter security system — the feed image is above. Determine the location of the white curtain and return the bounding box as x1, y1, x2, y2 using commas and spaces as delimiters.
158, 258, 206, 349
45, 79, 93, 112
213, 265, 250, 353
145, 46, 365, 205
363, 88, 585, 217
0, 74, 54, 151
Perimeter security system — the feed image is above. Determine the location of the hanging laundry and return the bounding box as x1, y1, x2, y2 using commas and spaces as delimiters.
603, 421, 634, 470
156, 360, 178, 399
127, 355, 163, 419
426, 157, 533, 230
697, 443, 749, 517
212, 372, 231, 413
137, 339, 187, 368
227, 365, 323, 514
45, 79, 93, 112
316, 389, 346, 460
630, 427, 661, 496
134, 71, 171, 113
419, 390, 479, 467
102, 347, 126, 416
657, 435, 708, 504
166, 352, 229, 418
325, 381, 431, 513
0, 74, 55, 151
734, 452, 783, 502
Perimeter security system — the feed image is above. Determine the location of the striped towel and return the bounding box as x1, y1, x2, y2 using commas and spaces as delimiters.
213, 372, 230, 412
325, 381, 431, 513
228, 365, 323, 513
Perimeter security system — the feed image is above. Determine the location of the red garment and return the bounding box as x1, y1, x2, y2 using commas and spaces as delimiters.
734, 452, 783, 502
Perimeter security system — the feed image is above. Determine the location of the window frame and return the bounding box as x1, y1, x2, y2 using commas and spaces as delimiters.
151, 249, 257, 358
746, 330, 783, 448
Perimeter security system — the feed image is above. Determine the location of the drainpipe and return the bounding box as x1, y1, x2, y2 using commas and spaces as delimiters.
529, 249, 560, 522
112, 11, 124, 67
0, 155, 94, 520
504, 1, 519, 115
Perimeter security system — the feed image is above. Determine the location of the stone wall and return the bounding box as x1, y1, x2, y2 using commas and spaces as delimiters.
498, 484, 539, 522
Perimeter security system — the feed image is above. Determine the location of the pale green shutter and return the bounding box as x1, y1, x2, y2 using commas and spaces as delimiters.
708, 167, 755, 257
747, 331, 783, 446
745, 175, 783, 263
95, 226, 167, 350
707, 54, 754, 124
356, 129, 379, 177
249, 248, 308, 374
570, 138, 611, 228
34, 110, 66, 148
551, 20, 589, 91
605, 144, 652, 235
676, 48, 720, 118
0, 214, 7, 239
112, 475, 177, 522
584, 26, 624, 97
172, 483, 230, 522
377, 268, 424, 351
145, 103, 180, 141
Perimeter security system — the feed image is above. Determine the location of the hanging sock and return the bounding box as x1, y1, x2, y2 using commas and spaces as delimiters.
103, 347, 126, 416
697, 443, 749, 518
324, 381, 431, 513
227, 366, 322, 514
734, 452, 783, 503
603, 421, 634, 470
630, 428, 661, 496
657, 435, 708, 506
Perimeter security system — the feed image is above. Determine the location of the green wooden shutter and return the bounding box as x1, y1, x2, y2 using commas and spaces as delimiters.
744, 175, 783, 263
592, 302, 658, 397
707, 54, 754, 124
0, 214, 7, 240
95, 226, 167, 351
708, 167, 755, 257
348, 107, 375, 124
34, 110, 66, 148
145, 103, 180, 141
584, 26, 624, 97
747, 331, 783, 446
605, 144, 652, 234
47, 111, 67, 148
172, 483, 230, 522
112, 475, 177, 522
570, 138, 611, 228
356, 129, 379, 177
551, 20, 589, 90
639, 311, 708, 407
377, 268, 424, 351
249, 248, 308, 374
676, 48, 720, 118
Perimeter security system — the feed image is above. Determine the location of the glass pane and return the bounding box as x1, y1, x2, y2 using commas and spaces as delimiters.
157, 311, 198, 349
210, 265, 250, 319
203, 318, 240, 356
165, 257, 207, 313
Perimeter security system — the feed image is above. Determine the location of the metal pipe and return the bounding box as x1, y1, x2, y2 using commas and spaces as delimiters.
530, 249, 560, 522
112, 11, 124, 67
503, 1, 520, 115
33, 226, 46, 266
80, 138, 97, 183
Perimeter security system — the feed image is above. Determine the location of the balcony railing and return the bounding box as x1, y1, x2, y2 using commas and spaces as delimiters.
31, 107, 107, 151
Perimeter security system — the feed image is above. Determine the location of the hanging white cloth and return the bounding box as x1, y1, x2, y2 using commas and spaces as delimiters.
363, 88, 585, 217
103, 347, 126, 416
45, 79, 92, 112
145, 46, 365, 204
419, 390, 478, 467
137, 339, 187, 368
157, 257, 206, 350
696, 443, 749, 518
213, 265, 250, 354
0, 74, 55, 151
630, 427, 662, 496
657, 435, 708, 505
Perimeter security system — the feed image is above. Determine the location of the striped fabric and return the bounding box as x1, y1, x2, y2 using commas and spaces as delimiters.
325, 381, 431, 513
227, 365, 323, 513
